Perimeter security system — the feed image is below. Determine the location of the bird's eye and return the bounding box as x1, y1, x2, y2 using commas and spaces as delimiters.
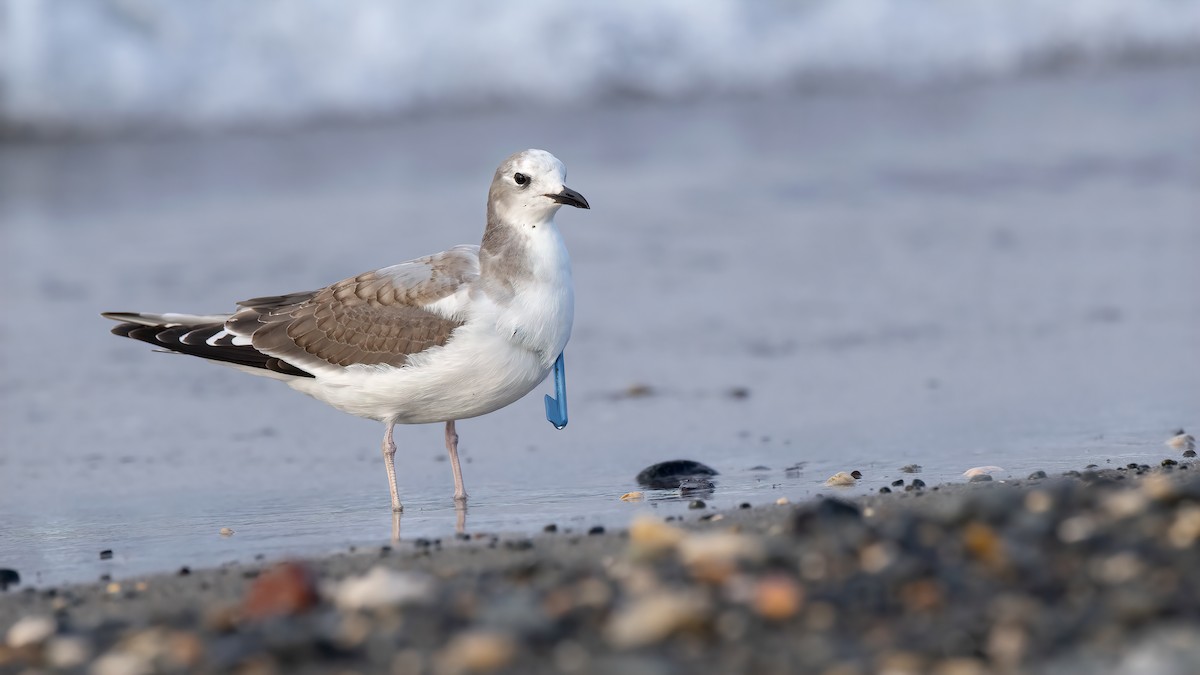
514, 173, 529, 186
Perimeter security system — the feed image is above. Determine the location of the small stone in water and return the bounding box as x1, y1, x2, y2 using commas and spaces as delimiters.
879, 487, 892, 494
1166, 431, 1195, 452
776, 497, 790, 505
99, 549, 113, 560
1185, 450, 1197, 458
850, 470, 863, 479
1028, 470, 1048, 480
892, 479, 905, 487
963, 466, 1003, 478
825, 472, 857, 486
912, 479, 926, 488
969, 474, 994, 483
689, 500, 706, 509
219, 527, 234, 537
588, 526, 606, 535
543, 524, 558, 533
900, 464, 922, 473
620, 491, 644, 502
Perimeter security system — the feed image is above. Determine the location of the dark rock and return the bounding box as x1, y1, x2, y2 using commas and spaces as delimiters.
880, 487, 892, 494
543, 524, 558, 533
749, 465, 770, 471
851, 470, 863, 479
689, 500, 707, 509
636, 460, 718, 489
0, 568, 19, 590
99, 549, 113, 560
1163, 459, 1179, 467
892, 479, 905, 487
1028, 470, 1048, 480
588, 526, 605, 535
912, 479, 926, 488
178, 566, 191, 576
969, 474, 994, 483
727, 387, 751, 399
739, 502, 752, 509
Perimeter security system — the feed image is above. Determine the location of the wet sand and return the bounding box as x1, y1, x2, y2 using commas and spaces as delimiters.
2, 62, 1199, 586
4, 455, 1200, 673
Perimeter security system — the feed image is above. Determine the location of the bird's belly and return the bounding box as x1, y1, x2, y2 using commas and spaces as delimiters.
286, 331, 550, 424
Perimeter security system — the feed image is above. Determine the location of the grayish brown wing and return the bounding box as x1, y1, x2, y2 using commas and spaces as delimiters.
227, 245, 480, 372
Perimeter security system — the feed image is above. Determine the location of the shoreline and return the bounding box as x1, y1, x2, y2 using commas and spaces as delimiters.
5, 459, 1200, 673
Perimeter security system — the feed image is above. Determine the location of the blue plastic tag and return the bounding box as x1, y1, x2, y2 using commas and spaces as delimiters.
544, 352, 568, 429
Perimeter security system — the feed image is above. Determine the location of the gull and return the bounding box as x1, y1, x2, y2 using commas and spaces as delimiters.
102, 149, 589, 512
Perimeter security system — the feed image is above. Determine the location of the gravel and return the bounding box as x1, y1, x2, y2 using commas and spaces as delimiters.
4, 462, 1200, 673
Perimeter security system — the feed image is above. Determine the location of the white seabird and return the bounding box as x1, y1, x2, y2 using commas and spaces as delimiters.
103, 149, 589, 512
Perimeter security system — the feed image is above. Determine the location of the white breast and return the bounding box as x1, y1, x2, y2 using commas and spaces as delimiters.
287, 223, 574, 425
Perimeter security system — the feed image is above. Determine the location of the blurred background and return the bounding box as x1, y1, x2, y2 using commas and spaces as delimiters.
1, 1, 1198, 585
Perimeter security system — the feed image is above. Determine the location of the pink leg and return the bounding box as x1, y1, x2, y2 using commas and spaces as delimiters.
382, 423, 403, 512
445, 420, 468, 503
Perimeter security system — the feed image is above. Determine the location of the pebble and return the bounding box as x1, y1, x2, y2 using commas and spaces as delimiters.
6, 615, 55, 648
332, 566, 435, 611
900, 464, 923, 473
969, 474, 994, 483
775, 497, 790, 505
628, 516, 685, 556
1028, 470, 1048, 480
688, 500, 706, 509
1166, 431, 1195, 452
438, 630, 517, 673
605, 591, 710, 648
963, 466, 1004, 478
620, 492, 644, 502
588, 526, 606, 535
636, 460, 718, 489
242, 561, 320, 619
45, 635, 92, 668
99, 549, 113, 560
825, 472, 857, 486
753, 575, 804, 620
219, 527, 234, 537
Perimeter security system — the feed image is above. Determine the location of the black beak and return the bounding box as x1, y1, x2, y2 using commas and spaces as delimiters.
547, 186, 590, 209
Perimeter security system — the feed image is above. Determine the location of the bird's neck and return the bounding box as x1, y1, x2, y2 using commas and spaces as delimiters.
479, 207, 570, 301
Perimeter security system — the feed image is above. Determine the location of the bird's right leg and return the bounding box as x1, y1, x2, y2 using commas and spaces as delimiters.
382, 423, 403, 512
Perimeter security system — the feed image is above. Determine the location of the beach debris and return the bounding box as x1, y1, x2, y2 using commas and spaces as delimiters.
753, 575, 805, 620
99, 549, 113, 560
1167, 430, 1195, 452
219, 527, 234, 537
6, 615, 55, 648
437, 630, 517, 673
900, 464, 922, 473
605, 591, 710, 648
825, 471, 858, 487
0, 568, 19, 590
241, 561, 320, 619
619, 491, 644, 502
331, 566, 434, 611
963, 466, 1004, 479
636, 460, 718, 489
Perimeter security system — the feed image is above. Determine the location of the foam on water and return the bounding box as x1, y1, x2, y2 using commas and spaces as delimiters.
2, 0, 1199, 132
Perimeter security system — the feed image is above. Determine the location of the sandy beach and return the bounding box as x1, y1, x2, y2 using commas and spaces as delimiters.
4, 451, 1200, 674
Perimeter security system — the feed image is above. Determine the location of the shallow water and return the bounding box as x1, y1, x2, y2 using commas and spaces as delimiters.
1, 64, 1198, 587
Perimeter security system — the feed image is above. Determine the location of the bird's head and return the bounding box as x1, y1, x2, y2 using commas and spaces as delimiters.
488, 149, 589, 225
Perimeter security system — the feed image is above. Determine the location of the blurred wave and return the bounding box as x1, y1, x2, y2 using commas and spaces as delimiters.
2, 0, 1199, 134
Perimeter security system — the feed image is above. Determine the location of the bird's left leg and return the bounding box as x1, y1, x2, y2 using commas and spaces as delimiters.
445, 420, 468, 503
382, 422, 403, 512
